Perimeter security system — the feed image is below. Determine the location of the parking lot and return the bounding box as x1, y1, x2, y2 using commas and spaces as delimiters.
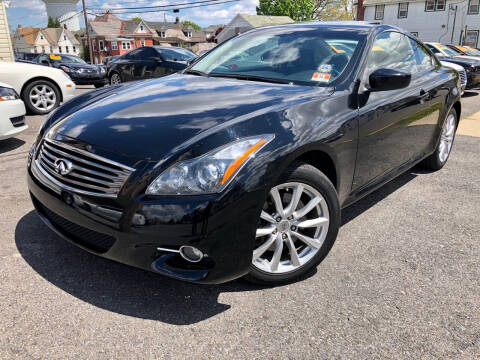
1, 86, 479, 359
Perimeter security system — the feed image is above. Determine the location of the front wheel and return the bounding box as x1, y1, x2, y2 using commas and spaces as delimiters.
109, 73, 122, 85
22, 80, 60, 115
420, 108, 457, 170
245, 163, 341, 285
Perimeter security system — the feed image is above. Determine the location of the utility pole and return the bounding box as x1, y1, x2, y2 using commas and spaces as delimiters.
450, 5, 457, 44
81, 0, 93, 64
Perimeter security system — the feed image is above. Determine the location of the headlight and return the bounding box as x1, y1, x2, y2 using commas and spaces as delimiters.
0, 86, 19, 101
146, 135, 274, 195
100, 67, 106, 74
60, 65, 73, 73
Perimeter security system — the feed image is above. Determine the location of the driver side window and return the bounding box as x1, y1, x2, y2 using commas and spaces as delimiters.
365, 31, 417, 76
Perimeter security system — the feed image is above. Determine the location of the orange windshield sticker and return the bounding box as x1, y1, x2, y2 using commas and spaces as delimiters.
312, 72, 331, 82
330, 45, 346, 54
372, 45, 384, 51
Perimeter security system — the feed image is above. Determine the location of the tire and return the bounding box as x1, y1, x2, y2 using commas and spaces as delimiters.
109, 73, 122, 85
245, 162, 341, 285
420, 108, 457, 171
22, 79, 61, 115
94, 83, 105, 88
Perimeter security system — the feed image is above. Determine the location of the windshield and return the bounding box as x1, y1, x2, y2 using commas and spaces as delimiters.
159, 48, 196, 62
50, 54, 87, 64
462, 46, 480, 56
439, 45, 463, 57
191, 27, 366, 86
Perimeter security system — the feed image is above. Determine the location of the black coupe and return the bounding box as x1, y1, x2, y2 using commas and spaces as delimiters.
107, 46, 196, 85
28, 22, 461, 285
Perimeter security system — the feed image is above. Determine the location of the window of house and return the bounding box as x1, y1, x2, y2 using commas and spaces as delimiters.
161, 31, 166, 38
426, 0, 445, 11
66, 46, 69, 53
141, 39, 145, 46
59, 46, 62, 53
41, 45, 45, 53
112, 42, 118, 50
375, 5, 385, 20
122, 41, 131, 50
468, 0, 480, 14
398, 3, 409, 18
99, 40, 104, 50
73, 46, 76, 53
64, 35, 67, 40
40, 35, 44, 40
92, 40, 96, 51
425, 0, 435, 11
436, 0, 445, 10
187, 31, 193, 38
140, 25, 144, 31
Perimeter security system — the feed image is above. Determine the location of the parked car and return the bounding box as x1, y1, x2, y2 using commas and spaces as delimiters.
0, 81, 27, 140
440, 61, 467, 94
104, 55, 120, 65
107, 46, 196, 85
425, 42, 480, 62
34, 54, 108, 88
446, 44, 480, 59
28, 22, 461, 285
425, 43, 480, 89
0, 62, 75, 115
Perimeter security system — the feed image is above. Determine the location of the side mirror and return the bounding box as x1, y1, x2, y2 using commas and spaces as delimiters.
369, 68, 411, 92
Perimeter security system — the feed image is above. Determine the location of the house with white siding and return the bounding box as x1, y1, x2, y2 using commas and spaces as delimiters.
13, 26, 79, 55
0, 0, 14, 61
361, 0, 480, 47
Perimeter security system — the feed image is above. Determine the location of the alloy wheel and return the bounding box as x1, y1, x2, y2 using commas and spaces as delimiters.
252, 182, 330, 274
438, 113, 456, 163
29, 84, 56, 112
111, 74, 121, 85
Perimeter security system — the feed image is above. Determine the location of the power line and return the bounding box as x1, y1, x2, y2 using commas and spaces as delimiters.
90, 0, 239, 14
88, 0, 229, 11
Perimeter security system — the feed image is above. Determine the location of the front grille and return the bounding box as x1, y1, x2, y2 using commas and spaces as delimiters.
32, 195, 116, 253
459, 69, 467, 86
35, 138, 135, 198
10, 115, 26, 127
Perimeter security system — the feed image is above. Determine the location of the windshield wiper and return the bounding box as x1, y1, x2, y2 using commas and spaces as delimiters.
208, 73, 291, 84
184, 69, 209, 77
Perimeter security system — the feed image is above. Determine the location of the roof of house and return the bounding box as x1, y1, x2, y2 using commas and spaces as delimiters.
238, 14, 295, 28
16, 27, 41, 45
43, 28, 80, 45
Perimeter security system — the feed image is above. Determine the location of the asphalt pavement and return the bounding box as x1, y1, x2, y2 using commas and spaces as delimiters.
0, 86, 479, 359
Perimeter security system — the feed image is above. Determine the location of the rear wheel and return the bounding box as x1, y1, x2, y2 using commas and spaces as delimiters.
421, 108, 457, 170
245, 163, 340, 285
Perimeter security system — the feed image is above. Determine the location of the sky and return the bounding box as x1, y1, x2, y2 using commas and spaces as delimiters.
6, 0, 260, 31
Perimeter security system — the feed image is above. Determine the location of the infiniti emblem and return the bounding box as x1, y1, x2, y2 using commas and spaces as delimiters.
54, 159, 73, 175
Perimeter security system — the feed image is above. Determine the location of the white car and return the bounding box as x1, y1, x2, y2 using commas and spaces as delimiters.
0, 62, 75, 115
440, 61, 467, 95
0, 81, 28, 140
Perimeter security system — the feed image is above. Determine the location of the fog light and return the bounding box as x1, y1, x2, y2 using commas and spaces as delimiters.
179, 246, 204, 263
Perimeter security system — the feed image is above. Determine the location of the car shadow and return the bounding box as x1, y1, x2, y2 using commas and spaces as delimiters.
0, 138, 25, 154
16, 211, 318, 324
461, 91, 478, 98
15, 169, 420, 324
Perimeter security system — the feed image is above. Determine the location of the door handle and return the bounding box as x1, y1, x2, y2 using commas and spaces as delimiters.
419, 89, 430, 100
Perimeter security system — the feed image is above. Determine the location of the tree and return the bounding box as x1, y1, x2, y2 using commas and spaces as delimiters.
256, 0, 316, 21
47, 16, 55, 28
131, 17, 142, 21
317, 0, 355, 20
182, 20, 201, 30
54, 18, 61, 28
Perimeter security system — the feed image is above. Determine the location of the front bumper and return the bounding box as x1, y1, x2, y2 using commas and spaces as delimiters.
27, 159, 265, 284
466, 72, 480, 89
61, 82, 76, 102
0, 99, 28, 140
71, 75, 108, 86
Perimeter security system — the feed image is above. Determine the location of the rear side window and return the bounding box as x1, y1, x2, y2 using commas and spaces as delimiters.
409, 39, 435, 72
365, 31, 416, 75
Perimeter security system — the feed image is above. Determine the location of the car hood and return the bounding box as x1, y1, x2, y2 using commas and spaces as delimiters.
50, 73, 329, 162
438, 56, 480, 65
57, 63, 100, 71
